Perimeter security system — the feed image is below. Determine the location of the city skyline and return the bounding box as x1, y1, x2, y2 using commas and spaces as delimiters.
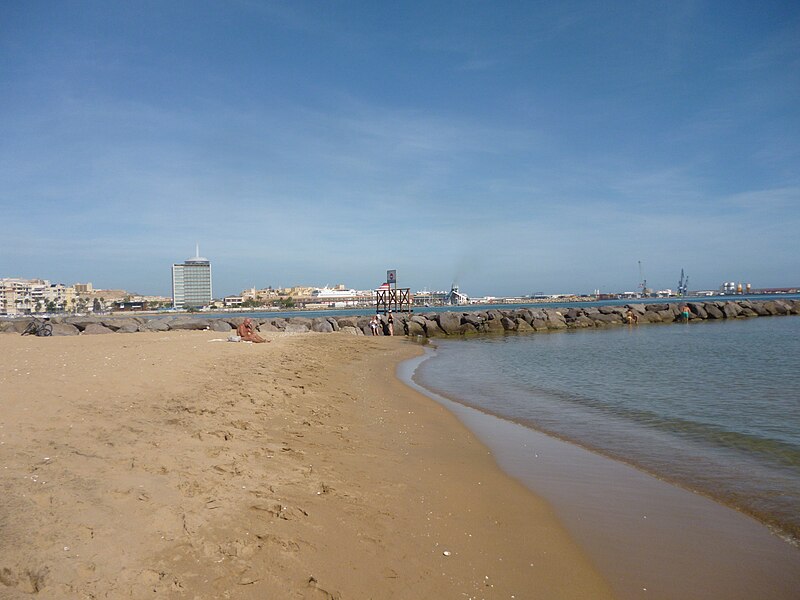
2, 2, 799, 297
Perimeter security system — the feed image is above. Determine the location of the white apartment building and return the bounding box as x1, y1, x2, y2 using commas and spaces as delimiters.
172, 247, 213, 309
0, 278, 77, 315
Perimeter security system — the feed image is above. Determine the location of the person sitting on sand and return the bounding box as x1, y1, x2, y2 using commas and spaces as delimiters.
237, 318, 267, 343
370, 315, 380, 336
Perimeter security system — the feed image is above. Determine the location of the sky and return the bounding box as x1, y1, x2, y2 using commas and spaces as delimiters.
1, 1, 799, 297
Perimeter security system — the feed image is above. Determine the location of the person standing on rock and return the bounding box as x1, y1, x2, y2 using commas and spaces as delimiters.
681, 304, 691, 322
387, 311, 394, 336
626, 308, 638, 325
237, 318, 267, 343
370, 315, 379, 336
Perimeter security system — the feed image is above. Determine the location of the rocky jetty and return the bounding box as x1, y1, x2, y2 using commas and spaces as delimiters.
1, 299, 798, 338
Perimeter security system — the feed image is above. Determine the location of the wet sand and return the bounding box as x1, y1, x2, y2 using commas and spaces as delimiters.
401, 352, 800, 600
0, 331, 612, 599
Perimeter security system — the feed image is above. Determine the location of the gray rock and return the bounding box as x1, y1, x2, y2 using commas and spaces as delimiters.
336, 316, 359, 328
773, 301, 791, 315
257, 322, 279, 333
463, 314, 485, 328
406, 319, 426, 336
436, 312, 463, 335
285, 323, 310, 333
484, 318, 506, 332
210, 320, 234, 332
288, 317, 313, 328
531, 318, 548, 331
687, 303, 708, 319
638, 311, 663, 323
425, 319, 444, 336
311, 319, 334, 333
461, 322, 479, 334
722, 303, 741, 318
1, 320, 29, 333
339, 326, 361, 336
115, 323, 139, 333
569, 316, 596, 328
516, 319, 534, 332
51, 323, 80, 336
142, 319, 170, 331
83, 323, 115, 335
592, 313, 623, 325
705, 304, 724, 319
500, 316, 518, 331
169, 319, 210, 330
269, 318, 287, 330
749, 302, 771, 316
65, 317, 101, 331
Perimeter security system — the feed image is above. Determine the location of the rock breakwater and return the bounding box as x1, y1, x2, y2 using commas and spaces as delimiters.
1, 299, 798, 338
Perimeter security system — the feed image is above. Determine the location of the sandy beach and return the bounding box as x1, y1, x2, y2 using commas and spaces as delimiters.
0, 330, 613, 599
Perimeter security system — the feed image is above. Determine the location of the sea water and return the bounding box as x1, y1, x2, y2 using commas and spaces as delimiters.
413, 316, 800, 544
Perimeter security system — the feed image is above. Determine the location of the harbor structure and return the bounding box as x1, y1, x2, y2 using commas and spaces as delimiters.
172, 246, 212, 309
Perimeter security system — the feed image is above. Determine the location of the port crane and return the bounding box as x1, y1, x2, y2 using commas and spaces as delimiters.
638, 261, 650, 297
677, 269, 689, 297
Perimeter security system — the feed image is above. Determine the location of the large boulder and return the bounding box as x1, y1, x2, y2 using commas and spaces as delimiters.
269, 318, 287, 330
460, 322, 479, 335
336, 316, 359, 328
142, 319, 170, 331
51, 323, 80, 336
115, 322, 140, 334
484, 318, 505, 333
285, 322, 310, 333
83, 323, 115, 335
628, 304, 646, 315
311, 318, 334, 333
722, 303, 741, 318
687, 303, 708, 319
65, 317, 102, 331
209, 320, 234, 332
516, 319, 534, 332
516, 309, 535, 325
531, 318, 548, 331
257, 322, 279, 333
463, 314, 485, 329
500, 316, 518, 331
704, 304, 724, 319
1, 320, 29, 334
169, 319, 210, 330
436, 312, 462, 335
543, 310, 567, 329
592, 313, 623, 325
339, 326, 361, 336
638, 311, 663, 323
749, 302, 771, 316
569, 315, 596, 328
425, 318, 444, 336
406, 319, 426, 336
772, 301, 791, 315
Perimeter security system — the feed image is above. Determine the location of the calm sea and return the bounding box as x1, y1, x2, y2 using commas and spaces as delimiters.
413, 316, 800, 544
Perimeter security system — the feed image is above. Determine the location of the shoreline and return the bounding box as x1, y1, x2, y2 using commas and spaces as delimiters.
2, 298, 799, 339
1, 331, 612, 598
401, 348, 800, 599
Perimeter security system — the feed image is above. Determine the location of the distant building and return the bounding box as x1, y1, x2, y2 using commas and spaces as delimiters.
0, 278, 77, 314
172, 246, 212, 309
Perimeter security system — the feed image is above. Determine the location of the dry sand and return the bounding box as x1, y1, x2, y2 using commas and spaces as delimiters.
0, 330, 613, 599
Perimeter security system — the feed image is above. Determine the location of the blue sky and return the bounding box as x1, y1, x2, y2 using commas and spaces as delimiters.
1, 1, 798, 297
